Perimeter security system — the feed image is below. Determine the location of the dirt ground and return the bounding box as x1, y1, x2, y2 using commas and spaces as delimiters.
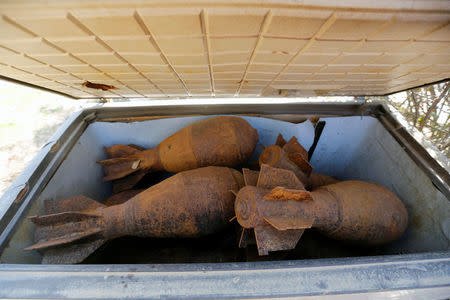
0, 80, 87, 195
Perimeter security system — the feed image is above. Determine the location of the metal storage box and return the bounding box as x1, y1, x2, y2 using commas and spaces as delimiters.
0, 1, 449, 298
0, 102, 449, 298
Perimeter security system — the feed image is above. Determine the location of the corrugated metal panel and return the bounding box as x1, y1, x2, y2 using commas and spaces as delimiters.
0, 0, 448, 98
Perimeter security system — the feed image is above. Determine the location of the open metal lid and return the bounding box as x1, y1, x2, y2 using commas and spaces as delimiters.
0, 0, 448, 99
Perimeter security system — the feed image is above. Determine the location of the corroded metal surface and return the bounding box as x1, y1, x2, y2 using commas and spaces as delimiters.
103, 144, 147, 193
260, 144, 309, 182
98, 116, 258, 186
104, 144, 144, 159
260, 133, 338, 189
235, 164, 408, 256
242, 168, 259, 187
308, 173, 340, 189
25, 167, 244, 264
102, 189, 145, 206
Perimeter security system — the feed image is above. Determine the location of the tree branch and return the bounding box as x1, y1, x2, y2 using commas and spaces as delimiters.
418, 83, 449, 131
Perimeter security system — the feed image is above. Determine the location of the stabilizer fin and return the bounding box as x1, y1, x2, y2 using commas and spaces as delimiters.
29, 211, 101, 226
112, 170, 146, 193
24, 227, 103, 251
263, 215, 314, 231
104, 144, 143, 159
257, 164, 304, 190
27, 197, 108, 263
275, 133, 287, 147
44, 196, 105, 214
254, 224, 304, 255
242, 168, 259, 186
26, 207, 105, 256
287, 153, 313, 176
103, 144, 147, 191
42, 239, 106, 264
282, 137, 308, 160
97, 157, 142, 181
238, 228, 256, 248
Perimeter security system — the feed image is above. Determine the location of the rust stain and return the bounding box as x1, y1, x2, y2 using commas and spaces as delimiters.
412, 215, 422, 229
271, 50, 289, 55
82, 81, 117, 91
264, 186, 313, 202
13, 183, 29, 204
49, 141, 60, 153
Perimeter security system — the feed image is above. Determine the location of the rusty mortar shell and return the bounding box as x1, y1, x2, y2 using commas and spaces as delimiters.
98, 116, 258, 183
25, 166, 244, 264
235, 164, 408, 255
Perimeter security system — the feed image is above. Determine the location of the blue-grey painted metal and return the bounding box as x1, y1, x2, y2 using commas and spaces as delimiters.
0, 253, 449, 299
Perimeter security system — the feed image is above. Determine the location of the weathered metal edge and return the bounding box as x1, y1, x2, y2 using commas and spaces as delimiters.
0, 108, 96, 253
0, 252, 448, 299
90, 101, 374, 120
0, 75, 78, 100
377, 103, 450, 200
379, 78, 450, 97
0, 76, 447, 102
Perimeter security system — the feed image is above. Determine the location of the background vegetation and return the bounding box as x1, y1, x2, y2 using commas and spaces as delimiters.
386, 81, 449, 157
